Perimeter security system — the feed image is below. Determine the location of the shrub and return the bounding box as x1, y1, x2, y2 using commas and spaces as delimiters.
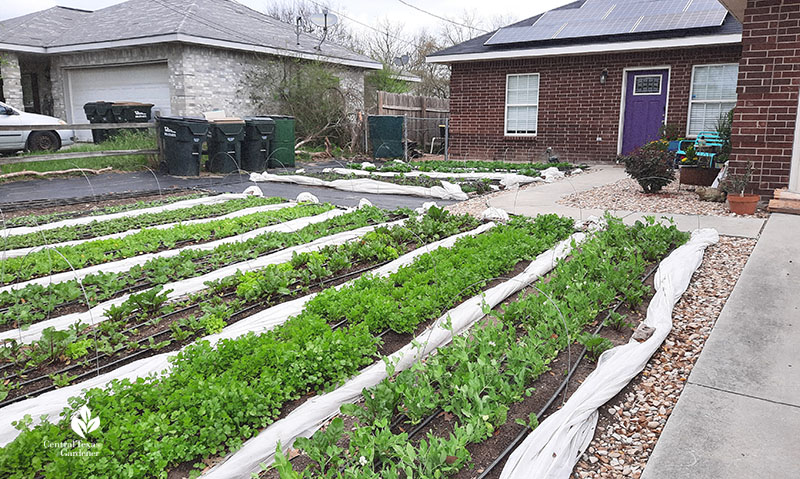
622, 148, 676, 193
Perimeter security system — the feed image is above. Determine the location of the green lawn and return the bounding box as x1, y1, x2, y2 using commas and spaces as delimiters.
1, 130, 157, 175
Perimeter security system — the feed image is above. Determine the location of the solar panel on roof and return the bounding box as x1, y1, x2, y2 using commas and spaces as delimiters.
484, 0, 728, 46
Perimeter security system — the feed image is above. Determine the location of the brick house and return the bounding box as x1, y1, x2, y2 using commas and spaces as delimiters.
718, 0, 800, 195
0, 0, 379, 141
427, 0, 744, 165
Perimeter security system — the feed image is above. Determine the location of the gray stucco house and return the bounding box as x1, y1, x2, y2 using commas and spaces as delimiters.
0, 0, 380, 140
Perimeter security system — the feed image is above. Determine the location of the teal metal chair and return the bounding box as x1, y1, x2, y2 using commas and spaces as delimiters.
694, 131, 725, 168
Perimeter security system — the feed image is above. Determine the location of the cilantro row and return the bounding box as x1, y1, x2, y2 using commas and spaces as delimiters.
0, 203, 334, 285
0, 214, 573, 478
0, 209, 480, 388
1, 196, 284, 250
0, 206, 392, 330
277, 218, 688, 478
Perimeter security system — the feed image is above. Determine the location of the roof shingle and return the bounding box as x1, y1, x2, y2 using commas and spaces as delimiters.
0, 0, 378, 68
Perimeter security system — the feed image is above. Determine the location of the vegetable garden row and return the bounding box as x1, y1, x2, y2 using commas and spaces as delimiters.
0, 190, 700, 479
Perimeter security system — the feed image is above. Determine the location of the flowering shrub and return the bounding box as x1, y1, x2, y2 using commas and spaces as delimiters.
640, 139, 670, 153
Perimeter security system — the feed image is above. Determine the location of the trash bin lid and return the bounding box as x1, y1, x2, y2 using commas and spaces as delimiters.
112, 102, 154, 107
244, 116, 275, 123
158, 115, 207, 123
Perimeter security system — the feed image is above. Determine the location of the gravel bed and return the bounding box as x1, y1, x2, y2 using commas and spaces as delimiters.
571, 235, 756, 479
558, 177, 769, 217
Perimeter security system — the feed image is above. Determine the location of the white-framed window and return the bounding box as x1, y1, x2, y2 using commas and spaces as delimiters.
505, 73, 540, 136
687, 63, 738, 137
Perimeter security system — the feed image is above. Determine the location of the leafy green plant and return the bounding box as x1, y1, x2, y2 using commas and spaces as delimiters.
720, 161, 753, 196
0, 215, 571, 478
577, 333, 615, 361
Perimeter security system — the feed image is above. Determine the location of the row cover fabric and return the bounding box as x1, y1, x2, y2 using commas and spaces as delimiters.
499, 228, 719, 479
0, 221, 494, 447
203, 232, 587, 478
0, 209, 346, 296
249, 172, 469, 201
322, 167, 541, 188
0, 193, 245, 238
0, 203, 294, 260
0, 215, 401, 346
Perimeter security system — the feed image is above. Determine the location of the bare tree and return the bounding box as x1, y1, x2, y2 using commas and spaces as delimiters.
264, 0, 363, 53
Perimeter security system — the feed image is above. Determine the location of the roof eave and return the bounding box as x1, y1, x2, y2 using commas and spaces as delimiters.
717, 0, 746, 22
42, 33, 380, 69
426, 33, 742, 64
0, 42, 47, 53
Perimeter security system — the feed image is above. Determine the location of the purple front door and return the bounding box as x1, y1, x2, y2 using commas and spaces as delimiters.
621, 69, 669, 155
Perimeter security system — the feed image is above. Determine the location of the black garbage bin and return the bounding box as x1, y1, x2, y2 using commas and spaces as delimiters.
111, 102, 154, 122
111, 102, 154, 138
83, 101, 114, 144
241, 117, 275, 172
157, 116, 209, 176
207, 120, 246, 173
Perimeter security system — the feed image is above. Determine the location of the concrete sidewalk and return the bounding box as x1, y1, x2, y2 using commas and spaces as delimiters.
641, 213, 800, 479
489, 166, 766, 238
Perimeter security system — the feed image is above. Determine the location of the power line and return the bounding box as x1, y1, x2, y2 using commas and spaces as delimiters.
396, 0, 489, 33
305, 0, 418, 50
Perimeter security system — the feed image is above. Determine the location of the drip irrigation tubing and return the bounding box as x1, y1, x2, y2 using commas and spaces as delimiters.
474, 263, 660, 479
0, 258, 396, 408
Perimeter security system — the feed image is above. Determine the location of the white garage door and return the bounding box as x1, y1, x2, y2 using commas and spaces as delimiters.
67, 63, 171, 141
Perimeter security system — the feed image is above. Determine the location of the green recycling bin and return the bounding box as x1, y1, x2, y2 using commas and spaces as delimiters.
268, 115, 295, 168
83, 101, 114, 144
241, 117, 275, 172
157, 116, 209, 176
368, 115, 404, 158
207, 120, 246, 173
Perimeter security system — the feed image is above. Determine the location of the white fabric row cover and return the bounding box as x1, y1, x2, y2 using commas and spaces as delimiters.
499, 228, 719, 479
0, 209, 346, 296
0, 193, 246, 238
0, 217, 405, 346
322, 167, 542, 188
0, 203, 294, 260
0, 221, 495, 447
203, 232, 587, 478
249, 172, 470, 201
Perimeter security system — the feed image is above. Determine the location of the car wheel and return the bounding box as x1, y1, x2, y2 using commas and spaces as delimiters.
28, 131, 61, 152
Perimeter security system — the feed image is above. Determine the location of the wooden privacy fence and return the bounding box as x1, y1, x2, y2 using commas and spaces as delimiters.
376, 91, 449, 149
0, 123, 157, 165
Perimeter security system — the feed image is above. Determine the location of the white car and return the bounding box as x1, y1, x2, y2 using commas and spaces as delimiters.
0, 101, 75, 153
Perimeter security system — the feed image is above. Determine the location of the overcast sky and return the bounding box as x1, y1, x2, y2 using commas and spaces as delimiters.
0, 0, 573, 38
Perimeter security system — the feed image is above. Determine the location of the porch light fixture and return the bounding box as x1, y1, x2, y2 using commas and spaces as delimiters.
600, 69, 608, 84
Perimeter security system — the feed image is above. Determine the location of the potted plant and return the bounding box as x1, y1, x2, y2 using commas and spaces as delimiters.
721, 162, 759, 215
678, 144, 721, 186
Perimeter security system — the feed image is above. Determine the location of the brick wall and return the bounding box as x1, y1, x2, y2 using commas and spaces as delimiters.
49, 43, 366, 122
728, 0, 800, 196
448, 45, 741, 163
0, 51, 24, 109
